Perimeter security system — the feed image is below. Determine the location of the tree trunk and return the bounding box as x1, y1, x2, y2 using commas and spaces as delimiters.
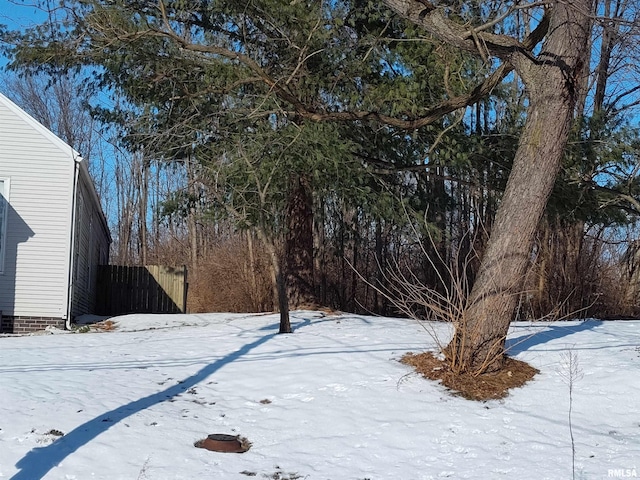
285, 173, 316, 308
186, 155, 199, 269
444, 1, 593, 373
246, 231, 260, 311
314, 196, 328, 306
259, 230, 291, 333
593, 0, 615, 113
374, 220, 385, 314
137, 157, 149, 265
448, 96, 574, 371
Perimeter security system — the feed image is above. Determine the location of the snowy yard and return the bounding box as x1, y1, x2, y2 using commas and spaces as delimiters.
0, 312, 638, 479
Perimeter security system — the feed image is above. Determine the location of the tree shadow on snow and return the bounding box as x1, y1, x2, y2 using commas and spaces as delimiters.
10, 318, 310, 480
506, 320, 602, 355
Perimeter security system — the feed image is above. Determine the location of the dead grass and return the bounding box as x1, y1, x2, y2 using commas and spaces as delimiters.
401, 351, 538, 401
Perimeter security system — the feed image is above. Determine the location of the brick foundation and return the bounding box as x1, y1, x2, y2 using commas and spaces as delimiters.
0, 316, 66, 334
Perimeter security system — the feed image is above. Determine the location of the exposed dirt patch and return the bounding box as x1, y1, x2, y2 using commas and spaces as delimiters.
401, 351, 538, 401
94, 320, 117, 332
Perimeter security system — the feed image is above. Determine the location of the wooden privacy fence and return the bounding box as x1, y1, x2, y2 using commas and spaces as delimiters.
96, 265, 188, 315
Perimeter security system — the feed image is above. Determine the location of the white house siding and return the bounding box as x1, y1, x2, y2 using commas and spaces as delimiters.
0, 95, 75, 320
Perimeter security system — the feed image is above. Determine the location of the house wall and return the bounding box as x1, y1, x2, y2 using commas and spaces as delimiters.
70, 164, 110, 319
0, 96, 75, 327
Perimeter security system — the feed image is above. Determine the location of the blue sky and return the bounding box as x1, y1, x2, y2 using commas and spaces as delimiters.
0, 0, 48, 69
0, 0, 42, 27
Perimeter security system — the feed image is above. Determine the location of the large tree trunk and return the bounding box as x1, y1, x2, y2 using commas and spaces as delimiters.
285, 173, 316, 308
443, 1, 593, 373
377, 0, 593, 372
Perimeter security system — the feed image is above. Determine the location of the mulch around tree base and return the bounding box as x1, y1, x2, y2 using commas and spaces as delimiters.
400, 352, 539, 401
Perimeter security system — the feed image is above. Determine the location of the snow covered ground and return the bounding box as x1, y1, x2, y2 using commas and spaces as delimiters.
0, 311, 638, 479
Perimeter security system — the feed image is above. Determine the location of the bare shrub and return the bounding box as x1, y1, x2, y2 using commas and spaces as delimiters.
371, 225, 540, 393
372, 227, 511, 376
525, 223, 640, 320
589, 255, 637, 319
369, 216, 544, 378
188, 235, 274, 313
558, 349, 583, 480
